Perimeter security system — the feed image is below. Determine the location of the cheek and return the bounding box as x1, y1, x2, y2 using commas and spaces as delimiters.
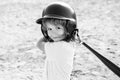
58, 30, 65, 35
47, 31, 52, 36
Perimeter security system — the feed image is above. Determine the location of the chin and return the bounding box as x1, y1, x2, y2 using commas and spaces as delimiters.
53, 39, 61, 42
52, 38, 63, 42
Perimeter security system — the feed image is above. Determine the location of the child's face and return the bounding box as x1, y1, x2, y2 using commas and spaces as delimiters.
45, 22, 66, 42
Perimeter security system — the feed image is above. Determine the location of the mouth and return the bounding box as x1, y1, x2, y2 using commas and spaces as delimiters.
52, 37, 59, 38
52, 37, 63, 40
50, 35, 65, 41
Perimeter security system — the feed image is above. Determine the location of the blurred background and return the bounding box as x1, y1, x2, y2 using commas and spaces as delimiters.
0, 0, 120, 80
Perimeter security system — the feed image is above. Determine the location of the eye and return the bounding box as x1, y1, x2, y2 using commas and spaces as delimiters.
57, 27, 61, 29
47, 28, 52, 31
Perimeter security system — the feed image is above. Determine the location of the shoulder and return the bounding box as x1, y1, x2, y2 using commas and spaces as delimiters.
59, 41, 75, 51
68, 41, 76, 48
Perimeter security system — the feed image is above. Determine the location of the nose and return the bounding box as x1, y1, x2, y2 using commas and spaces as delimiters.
52, 27, 59, 33
49, 28, 58, 36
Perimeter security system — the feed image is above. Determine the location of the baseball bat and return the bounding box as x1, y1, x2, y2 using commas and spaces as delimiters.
82, 42, 120, 78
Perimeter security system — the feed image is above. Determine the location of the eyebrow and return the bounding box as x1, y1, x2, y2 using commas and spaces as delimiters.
45, 23, 54, 29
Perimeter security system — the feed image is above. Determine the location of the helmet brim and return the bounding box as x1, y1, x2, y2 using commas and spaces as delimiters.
36, 18, 42, 24
36, 15, 76, 24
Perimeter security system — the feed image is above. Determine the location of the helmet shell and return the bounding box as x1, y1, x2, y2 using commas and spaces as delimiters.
36, 2, 77, 24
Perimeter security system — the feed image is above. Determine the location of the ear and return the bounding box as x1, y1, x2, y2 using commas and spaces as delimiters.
66, 21, 76, 34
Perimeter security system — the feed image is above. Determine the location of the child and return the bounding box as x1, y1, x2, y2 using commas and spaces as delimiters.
36, 2, 79, 80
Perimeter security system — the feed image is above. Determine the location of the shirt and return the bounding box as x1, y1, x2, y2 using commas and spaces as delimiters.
42, 41, 75, 80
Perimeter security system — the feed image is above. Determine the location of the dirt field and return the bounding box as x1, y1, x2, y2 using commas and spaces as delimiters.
0, 0, 120, 80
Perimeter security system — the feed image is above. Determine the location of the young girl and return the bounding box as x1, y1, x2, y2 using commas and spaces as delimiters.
36, 2, 79, 80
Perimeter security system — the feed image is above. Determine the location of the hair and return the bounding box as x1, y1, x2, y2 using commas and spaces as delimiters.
41, 18, 77, 42
42, 18, 67, 28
